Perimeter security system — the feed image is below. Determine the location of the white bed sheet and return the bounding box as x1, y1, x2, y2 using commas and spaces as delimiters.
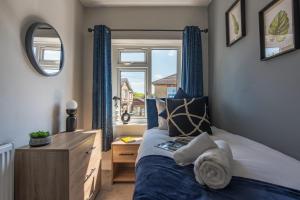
137, 127, 300, 191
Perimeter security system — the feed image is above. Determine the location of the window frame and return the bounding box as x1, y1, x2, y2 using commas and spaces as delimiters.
112, 40, 182, 124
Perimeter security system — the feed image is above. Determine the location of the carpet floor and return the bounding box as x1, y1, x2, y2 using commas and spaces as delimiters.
95, 170, 135, 200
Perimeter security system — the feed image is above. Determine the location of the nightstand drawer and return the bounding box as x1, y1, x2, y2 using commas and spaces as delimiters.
113, 145, 139, 163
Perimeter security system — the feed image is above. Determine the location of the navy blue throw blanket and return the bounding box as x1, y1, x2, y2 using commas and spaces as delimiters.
134, 156, 300, 200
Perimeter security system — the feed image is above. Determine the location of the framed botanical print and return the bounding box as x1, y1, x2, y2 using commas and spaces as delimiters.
226, 0, 246, 47
259, 0, 300, 60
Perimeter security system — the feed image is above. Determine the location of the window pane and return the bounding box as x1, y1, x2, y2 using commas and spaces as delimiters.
33, 47, 37, 55
120, 71, 146, 118
167, 87, 177, 98
120, 51, 146, 63
43, 49, 61, 61
151, 50, 178, 98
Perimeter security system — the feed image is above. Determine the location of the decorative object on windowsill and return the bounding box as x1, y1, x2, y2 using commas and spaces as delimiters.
226, 0, 246, 47
259, 0, 300, 60
29, 131, 52, 147
121, 110, 131, 124
113, 96, 121, 122
66, 100, 78, 132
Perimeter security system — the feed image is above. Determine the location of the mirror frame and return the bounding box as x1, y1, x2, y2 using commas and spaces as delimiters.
25, 22, 64, 77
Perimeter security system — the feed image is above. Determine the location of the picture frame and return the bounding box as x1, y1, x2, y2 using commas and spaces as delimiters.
226, 0, 246, 47
259, 0, 300, 60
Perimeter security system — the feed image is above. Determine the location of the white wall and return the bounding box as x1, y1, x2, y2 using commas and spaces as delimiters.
0, 0, 84, 147
82, 6, 209, 129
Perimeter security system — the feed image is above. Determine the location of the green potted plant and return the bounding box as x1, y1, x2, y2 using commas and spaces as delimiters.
29, 131, 52, 147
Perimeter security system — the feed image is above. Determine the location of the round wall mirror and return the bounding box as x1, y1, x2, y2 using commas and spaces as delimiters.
25, 22, 64, 76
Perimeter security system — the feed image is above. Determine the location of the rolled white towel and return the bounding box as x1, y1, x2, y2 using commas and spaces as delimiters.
194, 140, 233, 189
173, 133, 217, 166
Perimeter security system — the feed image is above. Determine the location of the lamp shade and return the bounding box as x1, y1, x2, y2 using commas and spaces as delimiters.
66, 100, 78, 110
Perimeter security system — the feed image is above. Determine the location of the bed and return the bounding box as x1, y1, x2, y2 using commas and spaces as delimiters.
133, 127, 300, 200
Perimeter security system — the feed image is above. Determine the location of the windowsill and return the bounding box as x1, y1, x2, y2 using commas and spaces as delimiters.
113, 117, 147, 126
113, 121, 147, 127
113, 121, 147, 138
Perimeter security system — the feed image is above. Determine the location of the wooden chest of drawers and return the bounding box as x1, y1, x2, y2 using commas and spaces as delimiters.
15, 130, 102, 200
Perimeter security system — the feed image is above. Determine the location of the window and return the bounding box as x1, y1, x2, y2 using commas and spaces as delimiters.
119, 50, 146, 64
33, 47, 37, 55
38, 47, 62, 74
33, 37, 62, 74
167, 87, 177, 98
120, 70, 146, 118
113, 40, 181, 124
151, 49, 178, 98
43, 49, 61, 61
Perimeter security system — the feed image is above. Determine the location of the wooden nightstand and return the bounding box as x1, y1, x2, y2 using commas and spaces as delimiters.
111, 137, 143, 183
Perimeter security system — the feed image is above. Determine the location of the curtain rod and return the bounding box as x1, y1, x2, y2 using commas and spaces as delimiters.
87, 28, 208, 33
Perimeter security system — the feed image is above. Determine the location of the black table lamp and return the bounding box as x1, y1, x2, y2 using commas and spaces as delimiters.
66, 100, 78, 132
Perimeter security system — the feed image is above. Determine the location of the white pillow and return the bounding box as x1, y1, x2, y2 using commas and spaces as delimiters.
155, 99, 168, 130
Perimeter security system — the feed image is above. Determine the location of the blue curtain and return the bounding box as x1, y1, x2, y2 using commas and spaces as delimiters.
181, 26, 204, 97
92, 25, 113, 152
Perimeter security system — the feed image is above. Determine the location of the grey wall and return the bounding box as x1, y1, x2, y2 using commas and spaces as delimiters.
208, 0, 300, 160
82, 6, 209, 129
0, 0, 84, 148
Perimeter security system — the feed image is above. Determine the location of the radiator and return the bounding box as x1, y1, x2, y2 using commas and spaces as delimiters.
0, 143, 14, 200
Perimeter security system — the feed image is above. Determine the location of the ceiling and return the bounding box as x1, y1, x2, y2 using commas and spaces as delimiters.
80, 0, 211, 7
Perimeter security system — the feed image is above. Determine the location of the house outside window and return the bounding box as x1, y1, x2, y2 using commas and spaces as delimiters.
152, 74, 177, 98
120, 71, 146, 118
120, 78, 134, 114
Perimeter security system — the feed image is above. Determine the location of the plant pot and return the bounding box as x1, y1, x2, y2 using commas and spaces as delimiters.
29, 136, 52, 147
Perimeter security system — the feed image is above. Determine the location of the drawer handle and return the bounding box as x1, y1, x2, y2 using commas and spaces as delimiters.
86, 146, 96, 155
84, 168, 96, 182
86, 190, 95, 200
119, 153, 135, 156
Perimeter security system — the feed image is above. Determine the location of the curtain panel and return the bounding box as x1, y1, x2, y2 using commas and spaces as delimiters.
181, 26, 204, 97
92, 25, 113, 151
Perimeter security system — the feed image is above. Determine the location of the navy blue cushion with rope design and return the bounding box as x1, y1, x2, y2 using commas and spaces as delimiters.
166, 98, 212, 137
159, 88, 190, 119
